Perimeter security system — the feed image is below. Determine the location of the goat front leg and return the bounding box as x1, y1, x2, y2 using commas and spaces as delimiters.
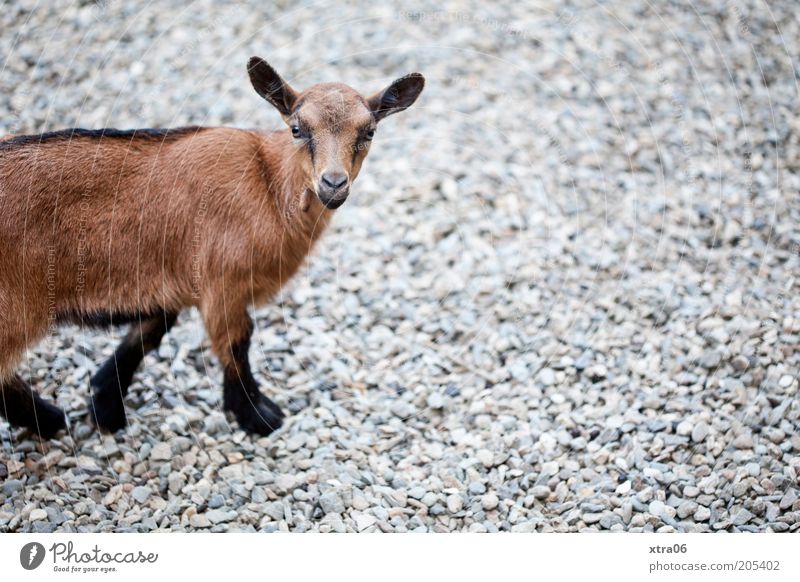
89, 311, 178, 433
203, 303, 284, 436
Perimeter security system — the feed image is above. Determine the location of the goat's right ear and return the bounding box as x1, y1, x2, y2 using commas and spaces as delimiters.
247, 56, 298, 117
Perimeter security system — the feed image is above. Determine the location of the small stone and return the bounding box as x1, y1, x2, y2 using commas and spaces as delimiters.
733, 482, 750, 497
537, 368, 556, 386
732, 508, 754, 526
481, 493, 499, 511
683, 486, 700, 498
677, 501, 698, 519
587, 365, 607, 381
694, 506, 711, 521
150, 443, 171, 461
390, 400, 415, 418
733, 433, 753, 449
541, 461, 559, 476
476, 449, 494, 468
420, 492, 438, 507
206, 509, 236, 524
426, 392, 444, 409
468, 482, 486, 495
622, 501, 633, 524
408, 486, 426, 500
779, 375, 794, 388
131, 486, 152, 504
319, 491, 345, 514
351, 492, 369, 511
30, 509, 47, 521
2, 479, 23, 495
731, 355, 749, 371
701, 350, 722, 369
779, 490, 797, 510
691, 422, 709, 443
208, 494, 225, 509
583, 513, 603, 524
616, 481, 632, 495
274, 474, 296, 493
189, 514, 211, 528
745, 463, 760, 477
285, 433, 307, 452
648, 500, 666, 518
356, 514, 377, 532
446, 494, 463, 513
532, 485, 551, 500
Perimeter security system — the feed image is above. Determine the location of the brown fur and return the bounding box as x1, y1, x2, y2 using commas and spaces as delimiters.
0, 57, 424, 437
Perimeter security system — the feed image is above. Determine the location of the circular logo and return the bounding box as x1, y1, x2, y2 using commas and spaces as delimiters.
20, 542, 46, 570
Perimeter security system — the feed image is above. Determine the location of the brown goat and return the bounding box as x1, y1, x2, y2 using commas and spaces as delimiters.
0, 57, 424, 438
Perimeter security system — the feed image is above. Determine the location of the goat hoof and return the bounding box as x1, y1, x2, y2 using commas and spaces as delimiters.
30, 396, 67, 439
233, 395, 284, 436
88, 389, 127, 433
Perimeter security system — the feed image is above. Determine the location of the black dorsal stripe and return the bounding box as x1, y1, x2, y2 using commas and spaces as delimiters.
0, 126, 205, 150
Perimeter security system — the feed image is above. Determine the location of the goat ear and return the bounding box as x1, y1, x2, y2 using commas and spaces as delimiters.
248, 56, 298, 116
367, 73, 425, 122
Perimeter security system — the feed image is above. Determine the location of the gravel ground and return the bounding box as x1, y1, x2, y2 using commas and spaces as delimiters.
1, 0, 798, 533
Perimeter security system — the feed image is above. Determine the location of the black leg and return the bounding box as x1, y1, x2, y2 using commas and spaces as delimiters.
222, 317, 284, 436
0, 374, 66, 439
89, 311, 178, 433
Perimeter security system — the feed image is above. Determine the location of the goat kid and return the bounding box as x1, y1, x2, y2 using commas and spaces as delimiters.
0, 57, 424, 438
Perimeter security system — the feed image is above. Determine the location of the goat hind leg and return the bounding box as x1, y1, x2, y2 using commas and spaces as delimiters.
0, 374, 66, 439
0, 314, 66, 439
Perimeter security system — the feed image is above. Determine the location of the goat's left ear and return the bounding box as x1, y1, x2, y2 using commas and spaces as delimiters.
248, 56, 298, 117
367, 73, 425, 122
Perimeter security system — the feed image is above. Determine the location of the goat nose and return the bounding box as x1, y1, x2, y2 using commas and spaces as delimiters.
321, 171, 348, 190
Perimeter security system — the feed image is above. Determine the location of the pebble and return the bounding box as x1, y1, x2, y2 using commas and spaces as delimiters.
677, 501, 698, 519
476, 449, 494, 468
694, 507, 711, 522
150, 443, 172, 461
446, 495, 463, 513
779, 490, 797, 510
481, 493, 499, 511
733, 434, 754, 449
648, 500, 667, 519
208, 494, 225, 509
732, 508, 754, 526
206, 509, 237, 524
426, 392, 444, 409
691, 422, 710, 443
355, 514, 377, 532
131, 486, 152, 504
319, 491, 346, 514
532, 486, 551, 500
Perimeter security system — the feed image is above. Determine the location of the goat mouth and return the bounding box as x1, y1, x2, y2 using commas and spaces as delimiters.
319, 190, 349, 210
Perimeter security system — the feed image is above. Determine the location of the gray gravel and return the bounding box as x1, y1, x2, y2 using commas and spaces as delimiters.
1, 0, 798, 533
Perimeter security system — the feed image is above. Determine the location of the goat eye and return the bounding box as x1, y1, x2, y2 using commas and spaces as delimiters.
365, 129, 375, 140
291, 125, 302, 138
